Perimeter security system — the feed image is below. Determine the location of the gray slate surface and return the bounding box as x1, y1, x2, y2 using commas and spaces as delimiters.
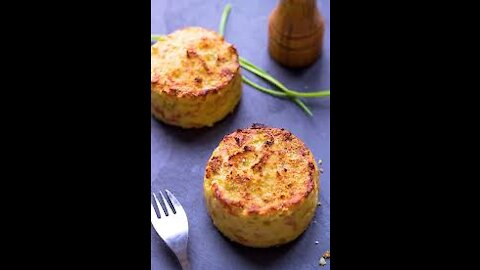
151, 1, 330, 269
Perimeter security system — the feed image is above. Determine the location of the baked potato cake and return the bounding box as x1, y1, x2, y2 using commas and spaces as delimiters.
204, 124, 319, 247
151, 27, 242, 128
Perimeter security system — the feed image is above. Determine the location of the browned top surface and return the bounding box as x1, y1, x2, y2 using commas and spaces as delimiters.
151, 27, 240, 97
205, 124, 318, 215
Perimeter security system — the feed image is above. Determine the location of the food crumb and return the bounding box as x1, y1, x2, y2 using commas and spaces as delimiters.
319, 257, 327, 266
313, 220, 317, 224
317, 202, 322, 207
315, 241, 319, 245
319, 168, 324, 174
323, 250, 330, 259
318, 159, 322, 165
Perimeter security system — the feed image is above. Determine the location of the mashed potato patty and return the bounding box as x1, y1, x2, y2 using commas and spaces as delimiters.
204, 124, 320, 247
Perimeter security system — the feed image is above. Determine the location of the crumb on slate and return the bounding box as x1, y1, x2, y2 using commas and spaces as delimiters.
319, 257, 327, 266
323, 250, 330, 259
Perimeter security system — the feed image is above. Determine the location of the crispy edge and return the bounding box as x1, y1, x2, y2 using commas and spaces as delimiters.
205, 125, 318, 216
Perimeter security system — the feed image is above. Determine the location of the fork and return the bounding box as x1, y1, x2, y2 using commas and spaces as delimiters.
151, 190, 190, 270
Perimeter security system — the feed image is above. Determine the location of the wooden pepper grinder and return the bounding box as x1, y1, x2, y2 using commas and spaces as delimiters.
268, 0, 325, 68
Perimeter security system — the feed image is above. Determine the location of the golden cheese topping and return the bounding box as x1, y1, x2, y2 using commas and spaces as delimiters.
151, 27, 240, 97
205, 124, 318, 216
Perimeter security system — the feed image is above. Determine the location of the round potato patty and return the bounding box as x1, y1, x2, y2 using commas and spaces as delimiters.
151, 27, 242, 128
204, 124, 320, 247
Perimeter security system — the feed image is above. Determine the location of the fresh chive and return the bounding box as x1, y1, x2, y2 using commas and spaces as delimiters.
151, 34, 165, 42
242, 76, 287, 97
293, 98, 313, 116
218, 3, 232, 37
240, 57, 329, 98
245, 74, 313, 116
241, 61, 313, 115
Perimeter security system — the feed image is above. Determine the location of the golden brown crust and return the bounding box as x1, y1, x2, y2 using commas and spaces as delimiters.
204, 124, 319, 247
204, 124, 318, 216
151, 27, 240, 98
151, 27, 242, 128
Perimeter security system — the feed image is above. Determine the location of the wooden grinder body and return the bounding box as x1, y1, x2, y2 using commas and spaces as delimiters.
268, 0, 325, 68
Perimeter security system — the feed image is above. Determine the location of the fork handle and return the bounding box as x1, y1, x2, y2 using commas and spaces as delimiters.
179, 258, 190, 270
177, 252, 190, 270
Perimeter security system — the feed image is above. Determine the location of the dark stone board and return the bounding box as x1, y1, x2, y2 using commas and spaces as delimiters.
151, 1, 330, 269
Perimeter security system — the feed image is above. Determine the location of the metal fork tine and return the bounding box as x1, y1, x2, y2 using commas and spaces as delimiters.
159, 191, 173, 215
151, 189, 189, 270
152, 193, 163, 218
165, 189, 186, 217
151, 204, 159, 219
